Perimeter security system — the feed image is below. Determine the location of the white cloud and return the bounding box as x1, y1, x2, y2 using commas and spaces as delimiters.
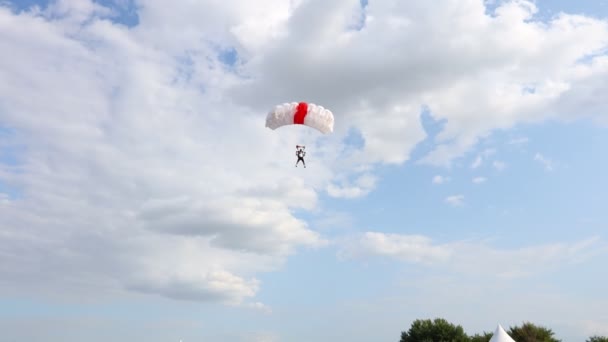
338, 232, 451, 264
432, 175, 449, 184
470, 148, 498, 169
493, 160, 507, 170
327, 173, 377, 198
339, 232, 607, 279
508, 137, 529, 145
471, 155, 483, 169
243, 301, 273, 315
534, 152, 554, 171
482, 148, 496, 157
138, 196, 325, 254
2, 0, 608, 308
229, 0, 608, 168
472, 176, 487, 184
445, 194, 465, 206
0, 2, 328, 305
128, 268, 260, 304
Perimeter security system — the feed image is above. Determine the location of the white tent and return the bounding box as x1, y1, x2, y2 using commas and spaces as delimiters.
489, 324, 516, 342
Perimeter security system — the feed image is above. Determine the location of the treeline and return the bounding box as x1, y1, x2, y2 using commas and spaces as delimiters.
399, 318, 608, 342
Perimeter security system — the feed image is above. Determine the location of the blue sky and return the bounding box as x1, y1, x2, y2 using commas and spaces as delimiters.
1, 0, 608, 341
7, 0, 140, 25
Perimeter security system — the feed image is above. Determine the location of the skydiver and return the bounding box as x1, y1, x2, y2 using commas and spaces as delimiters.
295, 145, 306, 168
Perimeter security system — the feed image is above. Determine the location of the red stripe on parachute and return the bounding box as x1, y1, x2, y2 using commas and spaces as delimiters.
293, 102, 308, 125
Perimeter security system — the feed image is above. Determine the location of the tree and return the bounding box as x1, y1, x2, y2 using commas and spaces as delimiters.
400, 318, 470, 342
587, 336, 608, 342
507, 322, 561, 342
469, 332, 493, 342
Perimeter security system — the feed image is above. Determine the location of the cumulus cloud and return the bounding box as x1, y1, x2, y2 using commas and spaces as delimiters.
508, 137, 529, 145
470, 149, 496, 169
338, 232, 607, 279
534, 152, 554, 171
472, 176, 487, 184
471, 156, 483, 169
138, 196, 325, 254
432, 175, 449, 184
445, 194, 465, 206
2, 0, 608, 307
338, 232, 451, 264
493, 160, 507, 171
327, 173, 377, 198
230, 0, 608, 168
0, 1, 326, 305
129, 269, 259, 304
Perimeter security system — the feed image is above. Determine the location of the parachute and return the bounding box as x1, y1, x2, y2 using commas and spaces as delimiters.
265, 102, 334, 134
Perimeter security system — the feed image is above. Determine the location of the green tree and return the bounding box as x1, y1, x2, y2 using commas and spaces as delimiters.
507, 322, 560, 342
400, 318, 470, 342
587, 336, 608, 342
469, 332, 493, 342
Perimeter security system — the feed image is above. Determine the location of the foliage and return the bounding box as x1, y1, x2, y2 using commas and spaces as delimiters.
587, 336, 608, 342
507, 322, 560, 342
400, 318, 470, 342
469, 331, 493, 342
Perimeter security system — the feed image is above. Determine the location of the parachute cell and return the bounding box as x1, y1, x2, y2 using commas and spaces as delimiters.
265, 102, 334, 134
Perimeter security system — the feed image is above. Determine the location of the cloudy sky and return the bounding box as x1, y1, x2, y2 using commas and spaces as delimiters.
1, 0, 608, 341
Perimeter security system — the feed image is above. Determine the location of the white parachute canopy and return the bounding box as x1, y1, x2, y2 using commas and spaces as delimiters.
489, 324, 516, 342
265, 102, 334, 134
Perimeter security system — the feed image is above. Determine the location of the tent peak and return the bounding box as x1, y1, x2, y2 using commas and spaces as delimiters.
489, 323, 516, 342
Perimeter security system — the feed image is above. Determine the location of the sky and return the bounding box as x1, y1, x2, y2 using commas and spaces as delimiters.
0, 0, 607, 341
